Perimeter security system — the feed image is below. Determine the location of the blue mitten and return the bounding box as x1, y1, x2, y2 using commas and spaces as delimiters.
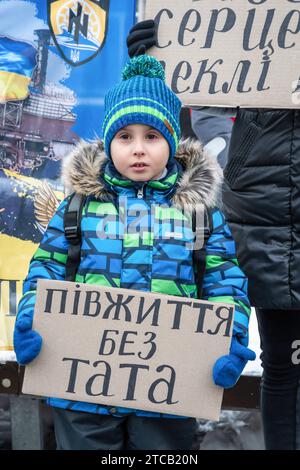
14, 311, 42, 365
213, 336, 256, 389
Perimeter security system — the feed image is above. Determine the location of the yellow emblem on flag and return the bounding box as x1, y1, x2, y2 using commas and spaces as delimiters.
48, 0, 109, 66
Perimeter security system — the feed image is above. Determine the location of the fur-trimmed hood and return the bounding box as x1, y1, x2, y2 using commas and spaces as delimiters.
61, 138, 223, 211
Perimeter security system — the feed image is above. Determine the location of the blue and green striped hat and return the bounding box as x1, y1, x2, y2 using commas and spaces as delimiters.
102, 55, 181, 159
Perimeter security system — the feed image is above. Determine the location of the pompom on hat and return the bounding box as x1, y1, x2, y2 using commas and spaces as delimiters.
102, 55, 181, 159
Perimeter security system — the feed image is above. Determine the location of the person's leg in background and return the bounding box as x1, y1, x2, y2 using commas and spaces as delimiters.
256, 308, 300, 450
52, 408, 126, 450
126, 416, 197, 450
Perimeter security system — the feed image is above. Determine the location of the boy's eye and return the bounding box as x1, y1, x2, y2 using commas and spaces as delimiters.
146, 133, 159, 140
119, 133, 130, 140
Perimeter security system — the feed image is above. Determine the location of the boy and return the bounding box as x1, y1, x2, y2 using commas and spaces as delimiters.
14, 55, 255, 450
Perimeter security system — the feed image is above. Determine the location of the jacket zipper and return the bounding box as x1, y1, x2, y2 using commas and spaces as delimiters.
137, 184, 145, 199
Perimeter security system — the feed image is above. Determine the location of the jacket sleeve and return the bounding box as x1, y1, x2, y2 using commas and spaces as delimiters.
16, 198, 70, 325
201, 208, 251, 346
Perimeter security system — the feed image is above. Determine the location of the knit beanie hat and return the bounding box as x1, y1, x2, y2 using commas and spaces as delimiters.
102, 55, 181, 159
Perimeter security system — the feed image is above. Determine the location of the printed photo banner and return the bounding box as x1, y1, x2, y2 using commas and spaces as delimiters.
0, 0, 136, 357
22, 279, 234, 420
145, 0, 300, 109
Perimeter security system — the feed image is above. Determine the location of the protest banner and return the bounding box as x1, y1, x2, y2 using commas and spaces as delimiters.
22, 279, 234, 420
145, 0, 300, 108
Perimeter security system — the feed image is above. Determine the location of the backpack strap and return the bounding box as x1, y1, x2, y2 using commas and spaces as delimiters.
192, 208, 213, 299
64, 193, 86, 282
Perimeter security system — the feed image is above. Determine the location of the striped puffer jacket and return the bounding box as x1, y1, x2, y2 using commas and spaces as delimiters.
17, 138, 251, 418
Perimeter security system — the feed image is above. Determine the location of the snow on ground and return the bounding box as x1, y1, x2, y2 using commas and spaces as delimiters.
0, 351, 16, 362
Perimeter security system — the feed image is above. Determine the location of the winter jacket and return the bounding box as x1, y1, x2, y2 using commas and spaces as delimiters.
17, 138, 251, 417
222, 108, 300, 309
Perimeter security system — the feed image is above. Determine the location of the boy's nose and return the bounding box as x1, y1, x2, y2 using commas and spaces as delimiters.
133, 145, 145, 156
133, 150, 145, 157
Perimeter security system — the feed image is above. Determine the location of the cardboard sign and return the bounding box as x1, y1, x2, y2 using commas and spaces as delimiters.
145, 0, 300, 109
22, 279, 234, 420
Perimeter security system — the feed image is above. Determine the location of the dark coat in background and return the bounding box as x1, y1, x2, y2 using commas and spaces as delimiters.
223, 109, 300, 309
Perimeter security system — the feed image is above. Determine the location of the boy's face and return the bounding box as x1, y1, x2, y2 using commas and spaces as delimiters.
110, 124, 169, 182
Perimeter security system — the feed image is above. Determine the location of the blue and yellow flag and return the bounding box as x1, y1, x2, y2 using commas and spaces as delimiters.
0, 36, 37, 102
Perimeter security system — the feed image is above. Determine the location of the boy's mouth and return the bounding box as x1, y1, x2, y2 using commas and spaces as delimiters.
131, 163, 149, 168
